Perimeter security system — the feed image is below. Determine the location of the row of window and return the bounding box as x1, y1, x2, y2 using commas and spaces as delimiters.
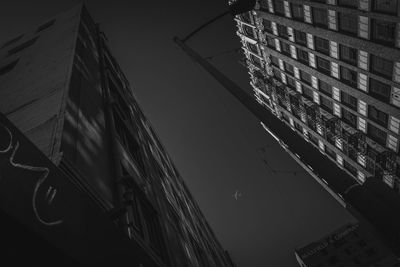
262, 0, 398, 47
290, 109, 366, 179
263, 19, 396, 81
271, 56, 392, 146
283, 89, 390, 174
263, 31, 395, 106
337, 0, 398, 16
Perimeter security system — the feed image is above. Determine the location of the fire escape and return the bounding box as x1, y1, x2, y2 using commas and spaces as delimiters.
236, 10, 399, 190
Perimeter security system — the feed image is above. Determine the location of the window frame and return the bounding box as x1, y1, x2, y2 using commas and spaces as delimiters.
300, 70, 312, 85
316, 56, 331, 75
341, 91, 358, 111
369, 77, 391, 103
340, 66, 358, 88
370, 54, 393, 79
367, 123, 387, 146
291, 3, 304, 21
319, 80, 332, 97
312, 7, 328, 28
368, 105, 389, 127
371, 19, 396, 46
372, 0, 398, 15
338, 12, 358, 36
340, 44, 358, 66
297, 48, 309, 64
273, 0, 285, 16
314, 36, 330, 55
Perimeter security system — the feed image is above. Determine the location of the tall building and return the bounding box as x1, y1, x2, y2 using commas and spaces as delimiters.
235, 1, 400, 193
295, 223, 399, 267
0, 5, 234, 267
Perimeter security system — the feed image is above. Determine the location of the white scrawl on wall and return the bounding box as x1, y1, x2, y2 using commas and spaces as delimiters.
0, 123, 63, 226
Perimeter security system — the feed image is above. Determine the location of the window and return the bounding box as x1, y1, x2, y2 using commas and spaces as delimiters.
270, 55, 280, 66
340, 66, 357, 88
302, 86, 314, 100
248, 42, 259, 54
260, 0, 269, 10
297, 48, 309, 64
281, 112, 290, 122
368, 123, 387, 146
316, 56, 331, 75
113, 113, 147, 176
314, 36, 330, 55
340, 45, 358, 66
266, 36, 276, 49
291, 3, 304, 21
294, 30, 307, 46
338, 12, 358, 35
277, 24, 288, 39
326, 145, 336, 158
370, 55, 393, 79
284, 62, 294, 75
1, 34, 23, 49
7, 36, 39, 56
263, 19, 273, 33
240, 12, 252, 24
300, 70, 312, 85
319, 80, 332, 96
243, 25, 255, 39
36, 19, 55, 33
320, 96, 333, 113
338, 0, 358, 8
342, 108, 357, 127
273, 0, 285, 16
312, 8, 328, 28
250, 54, 263, 68
369, 78, 391, 103
372, 0, 398, 15
341, 91, 357, 110
371, 19, 396, 46
281, 42, 291, 56
344, 160, 358, 176
287, 76, 296, 88
294, 121, 303, 132
109, 79, 132, 121
0, 59, 19, 76
368, 105, 388, 127
309, 133, 319, 145
273, 68, 281, 79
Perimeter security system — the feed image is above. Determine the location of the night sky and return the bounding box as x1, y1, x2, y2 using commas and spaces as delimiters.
0, 1, 356, 266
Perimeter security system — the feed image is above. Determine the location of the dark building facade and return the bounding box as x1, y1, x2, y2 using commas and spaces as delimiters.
235, 0, 400, 193
295, 223, 399, 267
230, 0, 400, 259
0, 5, 234, 267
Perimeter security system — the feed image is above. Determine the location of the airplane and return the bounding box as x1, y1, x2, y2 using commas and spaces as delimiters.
233, 190, 242, 200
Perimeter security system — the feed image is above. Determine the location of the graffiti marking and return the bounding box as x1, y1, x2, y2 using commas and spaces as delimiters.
0, 123, 63, 226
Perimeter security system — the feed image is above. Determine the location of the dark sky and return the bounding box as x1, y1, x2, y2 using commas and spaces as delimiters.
0, 1, 356, 266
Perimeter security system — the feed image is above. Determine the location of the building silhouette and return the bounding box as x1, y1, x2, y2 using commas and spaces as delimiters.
295, 223, 399, 267
235, 0, 400, 193
0, 5, 234, 267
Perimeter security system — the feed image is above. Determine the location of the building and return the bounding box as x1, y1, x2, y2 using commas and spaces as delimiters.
295, 223, 399, 267
234, 0, 400, 193
0, 5, 234, 267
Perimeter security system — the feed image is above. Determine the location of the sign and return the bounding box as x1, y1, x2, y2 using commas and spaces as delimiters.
299, 224, 359, 259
